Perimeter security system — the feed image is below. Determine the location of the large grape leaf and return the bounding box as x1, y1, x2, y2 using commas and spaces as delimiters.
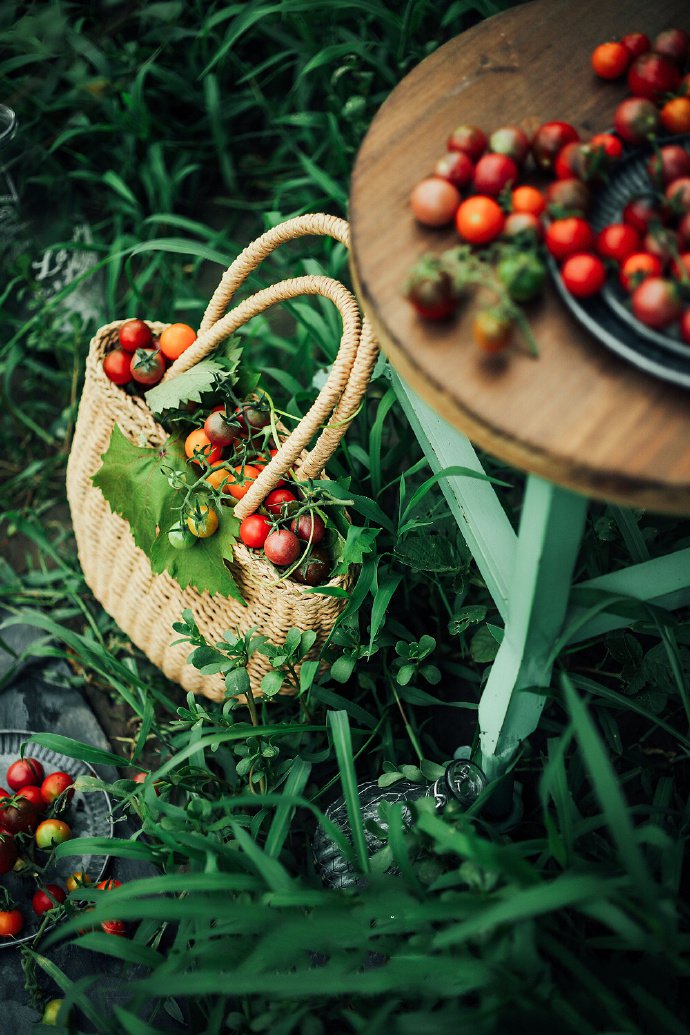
92, 425, 245, 602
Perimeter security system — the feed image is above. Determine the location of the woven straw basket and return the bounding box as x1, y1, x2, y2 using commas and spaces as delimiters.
66, 214, 378, 700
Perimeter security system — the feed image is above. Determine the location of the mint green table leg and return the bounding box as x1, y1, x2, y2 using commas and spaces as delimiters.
477, 476, 588, 779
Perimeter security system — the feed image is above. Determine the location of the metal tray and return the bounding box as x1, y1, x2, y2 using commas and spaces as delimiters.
549, 134, 690, 387
0, 730, 113, 948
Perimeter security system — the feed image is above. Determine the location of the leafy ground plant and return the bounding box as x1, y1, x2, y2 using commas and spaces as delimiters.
1, 1, 690, 1032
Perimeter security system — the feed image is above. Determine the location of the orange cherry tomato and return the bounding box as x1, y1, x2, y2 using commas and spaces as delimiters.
455, 196, 505, 245
205, 466, 231, 490
251, 448, 285, 488
591, 41, 630, 80
159, 323, 197, 361
472, 310, 513, 353
511, 185, 546, 218
223, 464, 260, 500
661, 96, 690, 135
184, 428, 223, 466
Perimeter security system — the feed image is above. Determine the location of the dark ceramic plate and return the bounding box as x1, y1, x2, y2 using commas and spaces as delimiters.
0, 730, 113, 948
549, 134, 690, 387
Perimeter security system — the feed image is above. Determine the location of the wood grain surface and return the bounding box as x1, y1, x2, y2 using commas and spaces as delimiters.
349, 0, 690, 514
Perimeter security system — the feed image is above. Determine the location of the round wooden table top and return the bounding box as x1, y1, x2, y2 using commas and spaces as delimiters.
349, 0, 690, 515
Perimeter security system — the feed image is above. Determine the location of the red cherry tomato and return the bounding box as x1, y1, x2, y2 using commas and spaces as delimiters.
41, 771, 74, 805
455, 196, 505, 245
647, 146, 690, 189
622, 195, 667, 235
680, 309, 690, 346
590, 133, 623, 160
264, 530, 301, 567
223, 464, 260, 500
666, 178, 690, 215
545, 178, 590, 218
560, 253, 606, 297
596, 224, 641, 263
472, 153, 518, 197
204, 409, 241, 447
0, 795, 40, 835
409, 177, 460, 227
32, 884, 66, 916
130, 348, 166, 386
591, 41, 630, 80
17, 785, 45, 809
118, 319, 152, 352
0, 910, 24, 938
264, 488, 298, 516
554, 142, 590, 181
290, 513, 326, 544
627, 52, 680, 102
7, 757, 44, 791
97, 879, 122, 891
488, 125, 530, 165
433, 151, 474, 189
631, 278, 682, 329
545, 218, 594, 262
103, 348, 133, 386
531, 121, 579, 173
102, 920, 127, 937
447, 124, 487, 162
619, 252, 663, 293
239, 514, 272, 548
511, 185, 546, 217
621, 32, 651, 59
653, 28, 689, 64
614, 98, 662, 145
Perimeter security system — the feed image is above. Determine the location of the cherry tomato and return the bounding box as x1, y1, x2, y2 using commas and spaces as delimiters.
159, 323, 197, 361
186, 505, 219, 539
41, 771, 74, 805
545, 217, 594, 262
496, 251, 547, 302
614, 97, 661, 145
167, 523, 195, 550
35, 818, 72, 849
591, 41, 630, 80
679, 213, 690, 250
65, 870, 93, 893
291, 547, 331, 586
405, 258, 457, 319
236, 401, 272, 432
32, 884, 66, 916
546, 178, 590, 218
681, 309, 690, 345
653, 28, 689, 64
666, 177, 690, 215
7, 757, 44, 791
17, 785, 45, 809
264, 488, 298, 516
661, 97, 690, 135
455, 196, 505, 245
434, 151, 474, 189
132, 772, 161, 795
0, 787, 9, 799
103, 348, 133, 386
596, 224, 641, 264
590, 133, 624, 160
97, 879, 122, 891
511, 185, 545, 218
240, 514, 272, 548
502, 212, 543, 241
0, 832, 18, 874
681, 73, 690, 98
554, 142, 591, 182
0, 910, 23, 938
531, 121, 580, 173
632, 278, 682, 328
561, 253, 606, 297
205, 467, 231, 491
488, 125, 530, 165
410, 177, 460, 227
102, 920, 127, 937
291, 513, 326, 544
0, 795, 40, 835
647, 146, 690, 189
621, 32, 650, 59
644, 227, 680, 264
130, 348, 166, 386
264, 529, 301, 567
223, 464, 260, 500
623, 195, 667, 235
472, 310, 513, 353
118, 319, 152, 352
204, 409, 242, 447
619, 252, 663, 292
447, 124, 487, 162
185, 428, 223, 466
472, 153, 518, 197
627, 52, 680, 102
251, 449, 286, 488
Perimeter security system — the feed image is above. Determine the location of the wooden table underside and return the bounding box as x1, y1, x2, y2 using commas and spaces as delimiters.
350, 0, 690, 514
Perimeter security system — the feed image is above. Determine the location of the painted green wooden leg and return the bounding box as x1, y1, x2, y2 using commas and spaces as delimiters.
478, 476, 588, 780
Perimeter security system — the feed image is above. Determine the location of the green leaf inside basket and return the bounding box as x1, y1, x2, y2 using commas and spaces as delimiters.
92, 425, 244, 602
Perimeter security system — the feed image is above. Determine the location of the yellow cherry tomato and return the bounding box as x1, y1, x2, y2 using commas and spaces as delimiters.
187, 506, 219, 539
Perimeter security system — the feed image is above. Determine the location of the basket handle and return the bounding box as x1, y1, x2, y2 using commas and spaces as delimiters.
162, 214, 378, 519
